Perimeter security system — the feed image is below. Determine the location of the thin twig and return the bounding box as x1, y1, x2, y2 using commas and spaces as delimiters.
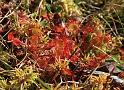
0, 2, 21, 23
17, 39, 28, 68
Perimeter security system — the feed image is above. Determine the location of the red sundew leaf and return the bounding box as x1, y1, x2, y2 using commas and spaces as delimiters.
90, 35, 103, 47
46, 35, 75, 59
61, 68, 73, 76
36, 57, 48, 69
12, 38, 23, 46
60, 37, 74, 58
70, 55, 78, 63
68, 18, 77, 23
80, 63, 89, 68
63, 37, 76, 58
45, 40, 56, 50
47, 55, 55, 64
87, 54, 108, 68
87, 59, 98, 68
95, 53, 108, 60
82, 23, 94, 36
28, 44, 38, 51
51, 37, 64, 58
82, 30, 88, 35
8, 32, 23, 46
63, 40, 70, 58
54, 25, 64, 33
55, 45, 63, 59
8, 32, 14, 41
68, 18, 81, 26
66, 18, 80, 34
103, 34, 112, 43
85, 25, 94, 33
30, 35, 39, 44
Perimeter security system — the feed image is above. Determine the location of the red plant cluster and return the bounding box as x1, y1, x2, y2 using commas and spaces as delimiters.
8, 32, 23, 46
87, 53, 108, 68
7, 12, 112, 77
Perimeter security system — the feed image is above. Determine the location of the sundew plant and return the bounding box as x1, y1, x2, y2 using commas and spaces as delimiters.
0, 0, 124, 90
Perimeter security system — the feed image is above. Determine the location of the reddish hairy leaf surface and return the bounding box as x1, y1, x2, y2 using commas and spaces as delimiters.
28, 44, 38, 51
12, 38, 23, 46
103, 34, 112, 43
82, 22, 94, 35
8, 32, 14, 41
70, 55, 78, 63
95, 53, 108, 60
8, 32, 22, 46
54, 25, 64, 33
66, 18, 80, 34
61, 68, 73, 76
30, 35, 39, 44
87, 59, 99, 68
